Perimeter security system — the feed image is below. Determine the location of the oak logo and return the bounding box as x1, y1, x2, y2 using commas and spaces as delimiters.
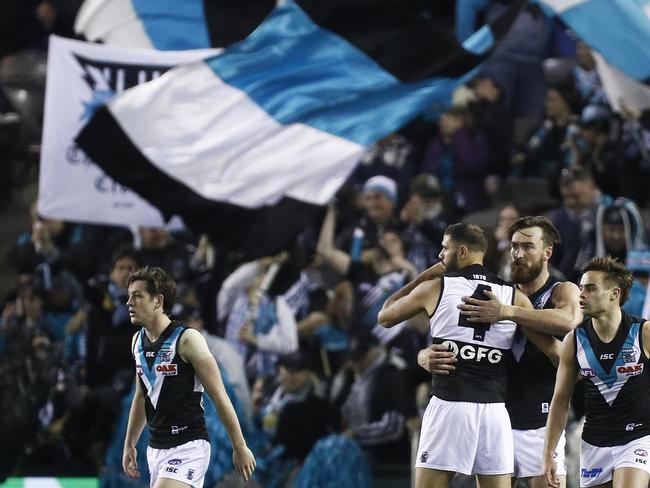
156, 363, 178, 376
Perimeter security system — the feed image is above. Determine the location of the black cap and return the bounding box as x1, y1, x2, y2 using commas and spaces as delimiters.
346, 328, 380, 361
278, 350, 314, 372
411, 174, 442, 199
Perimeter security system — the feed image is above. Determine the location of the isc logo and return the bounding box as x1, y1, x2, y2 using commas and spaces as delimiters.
442, 340, 502, 363
156, 364, 178, 376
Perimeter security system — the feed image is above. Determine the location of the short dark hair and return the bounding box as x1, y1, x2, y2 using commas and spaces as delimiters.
508, 216, 561, 247
111, 244, 140, 268
581, 256, 633, 305
444, 223, 488, 253
126, 266, 177, 315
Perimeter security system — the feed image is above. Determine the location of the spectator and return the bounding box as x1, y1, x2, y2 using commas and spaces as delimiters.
258, 350, 337, 463
468, 75, 514, 178
336, 175, 401, 254
335, 329, 417, 465
84, 245, 139, 388
218, 253, 298, 379
484, 203, 521, 280
421, 106, 489, 213
511, 83, 582, 187
399, 174, 453, 274
550, 168, 605, 281
622, 250, 650, 317
317, 204, 416, 331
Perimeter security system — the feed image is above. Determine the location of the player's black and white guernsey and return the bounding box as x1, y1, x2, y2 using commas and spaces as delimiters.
507, 277, 561, 429
133, 321, 209, 449
430, 264, 517, 403
575, 311, 650, 447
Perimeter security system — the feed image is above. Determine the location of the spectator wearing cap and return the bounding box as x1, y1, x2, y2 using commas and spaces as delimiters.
622, 250, 650, 317
334, 328, 417, 466
173, 302, 253, 423
400, 174, 452, 273
257, 350, 337, 463
510, 82, 582, 189
421, 105, 489, 213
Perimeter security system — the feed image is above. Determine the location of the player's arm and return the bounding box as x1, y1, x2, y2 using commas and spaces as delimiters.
514, 290, 561, 366
382, 261, 445, 310
179, 329, 256, 481
123, 332, 146, 479
378, 279, 440, 328
459, 281, 582, 336
543, 333, 578, 488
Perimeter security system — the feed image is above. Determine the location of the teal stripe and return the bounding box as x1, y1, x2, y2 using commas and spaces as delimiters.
205, 1, 491, 146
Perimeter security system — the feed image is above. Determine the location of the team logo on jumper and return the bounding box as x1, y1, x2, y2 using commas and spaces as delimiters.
580, 368, 597, 378
541, 402, 549, 413
581, 468, 602, 478
136, 365, 144, 376
171, 425, 188, 435
159, 349, 173, 362
621, 348, 636, 363
156, 363, 178, 376
617, 364, 643, 376
168, 459, 183, 465
420, 452, 428, 463
442, 340, 502, 363
635, 449, 648, 457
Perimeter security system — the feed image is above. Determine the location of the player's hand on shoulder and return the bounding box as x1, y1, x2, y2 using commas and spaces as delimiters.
417, 343, 457, 375
233, 444, 256, 482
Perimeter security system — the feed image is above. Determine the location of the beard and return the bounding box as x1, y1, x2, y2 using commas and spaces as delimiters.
445, 253, 460, 272
510, 256, 544, 284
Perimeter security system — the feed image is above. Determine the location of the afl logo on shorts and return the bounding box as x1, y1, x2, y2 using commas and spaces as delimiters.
635, 449, 648, 457
442, 340, 502, 364
156, 363, 178, 376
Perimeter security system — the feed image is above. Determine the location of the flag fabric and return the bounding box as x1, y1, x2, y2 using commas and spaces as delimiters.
76, 0, 520, 259
537, 0, 650, 84
74, 0, 276, 50
38, 35, 217, 226
593, 51, 650, 113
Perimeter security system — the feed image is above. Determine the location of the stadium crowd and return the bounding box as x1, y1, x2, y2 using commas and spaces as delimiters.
1, 1, 650, 487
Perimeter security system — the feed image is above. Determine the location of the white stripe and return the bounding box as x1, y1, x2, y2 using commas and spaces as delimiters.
594, 51, 650, 112
148, 334, 179, 408
75, 0, 154, 48
108, 62, 364, 208
539, 0, 590, 14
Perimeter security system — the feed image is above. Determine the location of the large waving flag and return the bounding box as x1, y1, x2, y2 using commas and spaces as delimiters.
75, 0, 276, 49
76, 1, 520, 259
538, 0, 650, 84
